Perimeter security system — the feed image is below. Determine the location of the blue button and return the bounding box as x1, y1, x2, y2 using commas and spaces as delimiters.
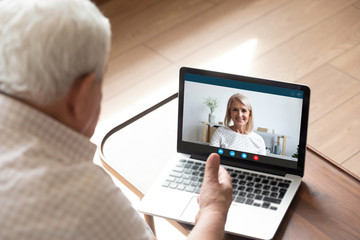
218, 149, 224, 154
241, 153, 247, 159
230, 151, 235, 157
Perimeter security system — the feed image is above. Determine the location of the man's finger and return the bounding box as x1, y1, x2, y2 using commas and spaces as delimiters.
204, 153, 221, 183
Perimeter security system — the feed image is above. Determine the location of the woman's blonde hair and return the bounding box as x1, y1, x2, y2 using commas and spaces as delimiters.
224, 93, 254, 133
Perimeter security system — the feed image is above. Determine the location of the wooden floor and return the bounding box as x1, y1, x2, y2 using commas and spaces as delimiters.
94, 0, 360, 178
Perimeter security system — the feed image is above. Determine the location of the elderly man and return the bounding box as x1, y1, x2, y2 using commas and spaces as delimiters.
0, 0, 232, 239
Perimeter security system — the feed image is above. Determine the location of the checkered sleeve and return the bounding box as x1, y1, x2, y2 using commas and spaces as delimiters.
77, 167, 154, 240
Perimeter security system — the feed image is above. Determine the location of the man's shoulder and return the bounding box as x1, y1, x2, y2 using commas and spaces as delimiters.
66, 162, 115, 190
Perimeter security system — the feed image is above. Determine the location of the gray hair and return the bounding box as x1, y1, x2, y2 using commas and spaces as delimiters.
0, 0, 111, 105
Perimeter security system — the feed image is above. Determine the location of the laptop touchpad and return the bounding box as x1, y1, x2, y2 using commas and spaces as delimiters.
180, 196, 199, 222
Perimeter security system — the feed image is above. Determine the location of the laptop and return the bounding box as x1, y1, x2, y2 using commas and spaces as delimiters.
138, 67, 310, 239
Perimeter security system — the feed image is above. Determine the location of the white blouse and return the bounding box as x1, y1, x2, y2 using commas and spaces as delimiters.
210, 127, 266, 155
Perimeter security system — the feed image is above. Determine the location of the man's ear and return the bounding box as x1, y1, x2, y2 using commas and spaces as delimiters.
66, 73, 96, 121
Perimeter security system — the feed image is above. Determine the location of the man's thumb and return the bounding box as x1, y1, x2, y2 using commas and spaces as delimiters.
204, 153, 220, 182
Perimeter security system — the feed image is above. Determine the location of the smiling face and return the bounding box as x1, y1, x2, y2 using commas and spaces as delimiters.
224, 93, 254, 133
230, 100, 251, 133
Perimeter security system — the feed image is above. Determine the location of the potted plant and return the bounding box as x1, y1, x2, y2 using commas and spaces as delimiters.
204, 97, 218, 123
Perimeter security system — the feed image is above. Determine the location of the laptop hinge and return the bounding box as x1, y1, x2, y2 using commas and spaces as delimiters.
189, 154, 208, 161
232, 163, 287, 177
190, 154, 287, 177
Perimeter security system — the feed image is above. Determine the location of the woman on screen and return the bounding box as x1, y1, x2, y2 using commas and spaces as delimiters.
210, 93, 266, 155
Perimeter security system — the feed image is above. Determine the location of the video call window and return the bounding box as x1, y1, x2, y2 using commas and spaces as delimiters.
182, 74, 304, 165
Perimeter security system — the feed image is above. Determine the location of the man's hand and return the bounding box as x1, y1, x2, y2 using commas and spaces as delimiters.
188, 153, 233, 240
196, 153, 233, 223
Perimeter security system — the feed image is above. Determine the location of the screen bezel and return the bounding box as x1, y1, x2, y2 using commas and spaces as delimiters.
177, 67, 310, 177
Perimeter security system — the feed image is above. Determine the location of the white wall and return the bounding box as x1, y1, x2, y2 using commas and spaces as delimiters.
182, 81, 303, 157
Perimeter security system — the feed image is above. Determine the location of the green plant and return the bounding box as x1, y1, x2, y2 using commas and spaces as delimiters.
292, 146, 299, 158
204, 97, 218, 113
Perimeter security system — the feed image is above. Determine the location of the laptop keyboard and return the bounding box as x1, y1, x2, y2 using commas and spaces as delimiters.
162, 159, 292, 211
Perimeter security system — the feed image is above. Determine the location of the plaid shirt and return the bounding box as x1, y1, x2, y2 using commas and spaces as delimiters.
0, 94, 153, 240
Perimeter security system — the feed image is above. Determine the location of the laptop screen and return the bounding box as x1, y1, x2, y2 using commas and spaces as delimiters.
178, 67, 310, 177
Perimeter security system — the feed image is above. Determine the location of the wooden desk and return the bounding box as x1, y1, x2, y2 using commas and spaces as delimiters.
99, 95, 360, 240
